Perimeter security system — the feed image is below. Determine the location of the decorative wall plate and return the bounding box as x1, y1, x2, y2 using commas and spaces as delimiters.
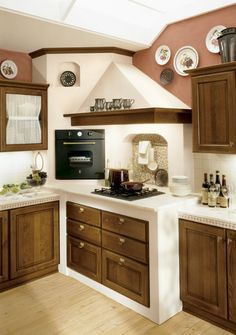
0, 59, 18, 79
205, 25, 226, 53
160, 68, 174, 85
173, 46, 199, 76
155, 45, 171, 65
60, 71, 76, 87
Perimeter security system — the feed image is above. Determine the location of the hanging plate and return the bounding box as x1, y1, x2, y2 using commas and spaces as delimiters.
60, 71, 76, 87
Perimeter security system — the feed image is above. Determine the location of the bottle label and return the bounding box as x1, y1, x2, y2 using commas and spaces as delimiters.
219, 196, 228, 208
201, 189, 208, 205
208, 193, 216, 207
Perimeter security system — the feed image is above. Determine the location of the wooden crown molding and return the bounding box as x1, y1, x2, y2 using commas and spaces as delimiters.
29, 47, 135, 59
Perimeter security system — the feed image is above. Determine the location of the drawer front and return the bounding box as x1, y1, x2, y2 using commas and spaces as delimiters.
67, 235, 101, 282
67, 202, 101, 227
67, 219, 101, 246
102, 211, 148, 242
102, 230, 148, 264
102, 249, 149, 306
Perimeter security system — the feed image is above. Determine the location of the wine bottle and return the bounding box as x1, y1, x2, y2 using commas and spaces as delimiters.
208, 173, 216, 207
201, 173, 209, 205
219, 175, 228, 208
215, 170, 221, 206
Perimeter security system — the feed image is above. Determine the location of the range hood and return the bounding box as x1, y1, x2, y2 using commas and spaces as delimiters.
64, 62, 191, 125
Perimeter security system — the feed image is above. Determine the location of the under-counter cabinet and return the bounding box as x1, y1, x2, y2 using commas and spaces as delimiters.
0, 201, 59, 291
188, 62, 236, 153
0, 211, 8, 283
66, 202, 149, 306
0, 80, 49, 151
179, 219, 236, 332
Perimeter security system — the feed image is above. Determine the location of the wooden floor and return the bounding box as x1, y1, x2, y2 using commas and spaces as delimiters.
0, 273, 232, 335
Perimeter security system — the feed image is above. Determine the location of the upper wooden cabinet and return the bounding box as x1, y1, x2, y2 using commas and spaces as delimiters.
0, 80, 49, 151
188, 62, 236, 153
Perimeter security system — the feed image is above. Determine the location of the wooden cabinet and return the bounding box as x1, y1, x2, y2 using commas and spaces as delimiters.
67, 235, 101, 282
0, 80, 49, 151
10, 202, 59, 279
188, 62, 236, 153
0, 211, 8, 283
102, 249, 149, 306
66, 202, 149, 306
66, 202, 102, 282
0, 201, 59, 291
179, 219, 236, 332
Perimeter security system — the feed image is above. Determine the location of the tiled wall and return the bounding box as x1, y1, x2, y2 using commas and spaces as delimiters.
194, 153, 236, 192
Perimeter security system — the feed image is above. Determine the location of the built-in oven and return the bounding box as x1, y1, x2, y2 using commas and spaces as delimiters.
55, 129, 105, 179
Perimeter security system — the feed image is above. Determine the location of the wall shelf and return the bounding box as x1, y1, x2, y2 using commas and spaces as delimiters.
64, 107, 192, 126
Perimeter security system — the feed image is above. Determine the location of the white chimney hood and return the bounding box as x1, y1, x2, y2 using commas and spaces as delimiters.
64, 62, 191, 125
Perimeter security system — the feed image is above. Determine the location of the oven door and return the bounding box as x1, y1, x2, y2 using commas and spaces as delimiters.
55, 139, 105, 179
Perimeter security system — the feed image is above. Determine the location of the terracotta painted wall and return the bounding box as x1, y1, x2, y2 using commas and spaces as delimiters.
133, 4, 236, 107
0, 48, 32, 82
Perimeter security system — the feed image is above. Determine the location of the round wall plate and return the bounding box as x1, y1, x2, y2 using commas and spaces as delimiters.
0, 59, 18, 79
60, 71, 76, 87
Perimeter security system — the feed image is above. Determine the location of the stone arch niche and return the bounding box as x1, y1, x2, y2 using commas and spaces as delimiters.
132, 133, 168, 185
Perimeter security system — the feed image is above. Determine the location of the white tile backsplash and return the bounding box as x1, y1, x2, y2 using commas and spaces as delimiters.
194, 153, 236, 192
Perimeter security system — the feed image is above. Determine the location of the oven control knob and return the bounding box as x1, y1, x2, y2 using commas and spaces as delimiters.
87, 131, 93, 136
77, 131, 82, 137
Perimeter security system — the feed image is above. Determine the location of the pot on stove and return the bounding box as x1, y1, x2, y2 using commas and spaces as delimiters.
109, 169, 129, 189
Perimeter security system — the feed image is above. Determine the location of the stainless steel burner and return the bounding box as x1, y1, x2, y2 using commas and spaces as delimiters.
92, 187, 164, 201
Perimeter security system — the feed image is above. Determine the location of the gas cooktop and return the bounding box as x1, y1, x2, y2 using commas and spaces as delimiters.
92, 187, 164, 201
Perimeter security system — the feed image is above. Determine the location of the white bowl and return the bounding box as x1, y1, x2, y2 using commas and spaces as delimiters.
169, 184, 191, 196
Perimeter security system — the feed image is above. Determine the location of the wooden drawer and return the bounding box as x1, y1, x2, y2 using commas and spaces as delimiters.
67, 219, 101, 246
102, 249, 149, 306
102, 230, 148, 264
67, 235, 101, 283
102, 211, 148, 242
67, 202, 101, 227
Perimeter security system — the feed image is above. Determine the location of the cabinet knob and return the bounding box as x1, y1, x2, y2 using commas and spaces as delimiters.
118, 258, 125, 266
118, 218, 124, 224
230, 142, 234, 147
79, 207, 84, 213
118, 238, 125, 245
79, 224, 84, 231
79, 242, 85, 248
217, 236, 224, 243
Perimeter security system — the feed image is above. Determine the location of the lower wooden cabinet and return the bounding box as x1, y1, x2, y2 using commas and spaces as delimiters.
67, 235, 101, 282
0, 211, 9, 283
0, 201, 59, 291
102, 249, 149, 306
10, 202, 59, 279
66, 202, 149, 306
179, 219, 236, 332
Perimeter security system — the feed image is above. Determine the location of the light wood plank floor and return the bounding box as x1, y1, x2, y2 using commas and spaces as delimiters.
0, 273, 232, 335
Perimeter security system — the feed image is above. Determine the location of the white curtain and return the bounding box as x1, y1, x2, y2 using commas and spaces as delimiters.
6, 94, 42, 144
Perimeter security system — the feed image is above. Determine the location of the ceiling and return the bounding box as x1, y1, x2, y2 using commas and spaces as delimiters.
0, 0, 235, 54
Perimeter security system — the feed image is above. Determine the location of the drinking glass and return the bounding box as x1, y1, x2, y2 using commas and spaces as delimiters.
222, 183, 235, 211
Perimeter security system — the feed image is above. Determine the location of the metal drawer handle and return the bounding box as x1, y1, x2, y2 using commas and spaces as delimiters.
79, 242, 85, 248
118, 238, 125, 245
217, 236, 223, 243
79, 224, 84, 231
118, 218, 124, 224
79, 207, 84, 213
118, 258, 125, 266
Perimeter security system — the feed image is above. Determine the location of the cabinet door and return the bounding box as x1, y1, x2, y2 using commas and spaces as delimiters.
67, 235, 101, 282
179, 219, 227, 318
10, 202, 59, 279
227, 230, 236, 323
0, 82, 48, 152
102, 249, 149, 306
0, 211, 8, 283
192, 71, 236, 153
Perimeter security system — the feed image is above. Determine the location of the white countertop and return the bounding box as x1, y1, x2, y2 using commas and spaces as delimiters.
0, 188, 60, 210
46, 180, 199, 212
179, 203, 236, 230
